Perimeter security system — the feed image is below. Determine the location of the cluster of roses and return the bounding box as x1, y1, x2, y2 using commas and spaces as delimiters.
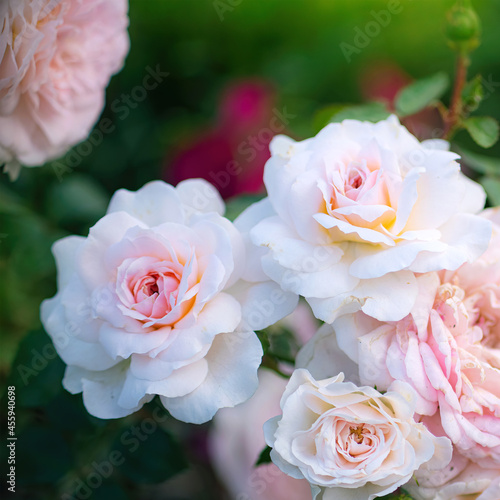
42, 116, 500, 499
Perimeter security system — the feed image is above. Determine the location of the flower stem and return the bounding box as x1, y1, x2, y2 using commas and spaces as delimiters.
443, 53, 469, 140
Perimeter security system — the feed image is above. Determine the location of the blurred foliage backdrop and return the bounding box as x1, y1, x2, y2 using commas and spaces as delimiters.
1, 0, 500, 499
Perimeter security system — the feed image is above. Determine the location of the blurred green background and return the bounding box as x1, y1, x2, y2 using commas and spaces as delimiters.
1, 0, 500, 498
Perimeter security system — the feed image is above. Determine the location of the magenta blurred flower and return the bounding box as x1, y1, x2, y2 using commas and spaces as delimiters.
165, 80, 280, 199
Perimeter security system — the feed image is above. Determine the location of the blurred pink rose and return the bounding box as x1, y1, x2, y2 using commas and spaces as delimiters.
165, 80, 284, 199
209, 369, 311, 500
0, 0, 129, 179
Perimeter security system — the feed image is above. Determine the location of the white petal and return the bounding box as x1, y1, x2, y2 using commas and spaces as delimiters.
99, 323, 171, 360
228, 280, 299, 331
78, 211, 146, 288
161, 330, 263, 424
176, 178, 225, 218
41, 296, 117, 371
160, 292, 241, 363
296, 323, 360, 383
349, 241, 446, 280
234, 197, 275, 283
107, 180, 185, 226
409, 213, 492, 273
308, 270, 417, 323
68, 362, 153, 419
118, 358, 209, 408
52, 236, 85, 289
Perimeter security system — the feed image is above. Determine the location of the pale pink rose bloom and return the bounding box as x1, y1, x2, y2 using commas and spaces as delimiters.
209, 370, 311, 500
0, 0, 129, 179
264, 369, 452, 500
301, 210, 500, 467
41, 180, 297, 423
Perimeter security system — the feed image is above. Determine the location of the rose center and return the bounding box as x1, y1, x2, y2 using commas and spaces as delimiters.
349, 173, 362, 190
140, 274, 159, 297
349, 425, 366, 444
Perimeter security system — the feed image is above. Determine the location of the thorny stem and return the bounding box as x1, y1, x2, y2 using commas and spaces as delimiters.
443, 53, 469, 140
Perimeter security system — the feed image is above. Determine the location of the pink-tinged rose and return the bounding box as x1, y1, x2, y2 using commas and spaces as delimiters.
0, 0, 129, 179
250, 116, 491, 324
41, 179, 297, 423
304, 213, 500, 466
165, 80, 278, 199
264, 369, 452, 500
209, 370, 311, 500
410, 463, 500, 500
406, 416, 500, 500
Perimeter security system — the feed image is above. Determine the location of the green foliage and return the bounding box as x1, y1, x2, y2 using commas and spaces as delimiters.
255, 445, 272, 466
463, 116, 499, 148
462, 74, 484, 113
113, 418, 188, 484
479, 176, 500, 205
267, 326, 300, 365
16, 427, 73, 484
257, 329, 271, 356
313, 102, 391, 133
328, 102, 391, 124
45, 174, 109, 226
379, 489, 415, 500
460, 148, 500, 175
395, 72, 450, 117
7, 329, 65, 408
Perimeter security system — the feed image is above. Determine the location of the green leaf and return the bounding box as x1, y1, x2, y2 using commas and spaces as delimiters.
463, 116, 499, 148
267, 326, 300, 364
256, 330, 271, 356
480, 176, 500, 205
114, 425, 188, 483
459, 148, 500, 175
462, 74, 484, 113
329, 102, 391, 124
395, 72, 450, 116
255, 445, 272, 466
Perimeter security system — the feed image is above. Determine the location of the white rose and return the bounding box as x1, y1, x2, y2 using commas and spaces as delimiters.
41, 179, 297, 423
264, 369, 452, 500
250, 116, 491, 323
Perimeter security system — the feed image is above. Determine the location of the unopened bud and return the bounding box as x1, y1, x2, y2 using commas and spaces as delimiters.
445, 0, 481, 53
